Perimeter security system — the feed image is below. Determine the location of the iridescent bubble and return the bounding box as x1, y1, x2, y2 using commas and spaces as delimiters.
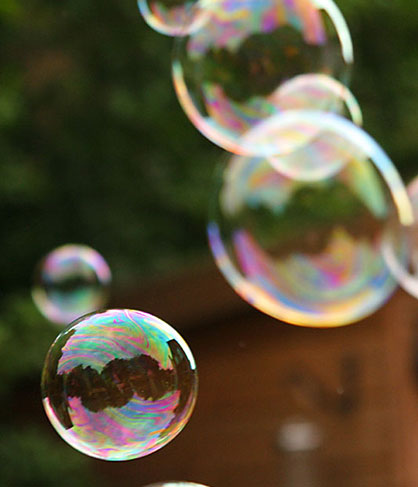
243, 109, 366, 181
271, 73, 362, 126
32, 244, 112, 325
41, 309, 198, 461
144, 483, 211, 487
138, 0, 209, 37
382, 175, 418, 298
173, 0, 353, 155
208, 114, 413, 327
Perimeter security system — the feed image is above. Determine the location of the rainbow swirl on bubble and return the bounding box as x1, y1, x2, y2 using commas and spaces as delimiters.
41, 309, 198, 461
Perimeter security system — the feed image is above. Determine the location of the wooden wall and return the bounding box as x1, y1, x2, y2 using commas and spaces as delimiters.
94, 265, 418, 487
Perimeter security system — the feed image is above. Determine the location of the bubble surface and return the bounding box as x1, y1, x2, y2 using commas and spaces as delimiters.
208, 115, 412, 327
138, 0, 209, 36
145, 483, 211, 487
269, 73, 362, 126
382, 175, 418, 298
243, 109, 365, 181
173, 0, 353, 155
41, 309, 198, 461
32, 244, 112, 325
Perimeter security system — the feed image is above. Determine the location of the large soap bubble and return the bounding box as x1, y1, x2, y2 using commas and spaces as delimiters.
32, 244, 112, 325
41, 309, 198, 461
208, 114, 413, 327
138, 0, 209, 36
382, 175, 418, 298
173, 0, 354, 155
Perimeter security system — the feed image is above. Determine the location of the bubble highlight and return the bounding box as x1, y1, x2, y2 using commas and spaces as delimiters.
138, 0, 209, 37
145, 483, 211, 487
242, 112, 415, 218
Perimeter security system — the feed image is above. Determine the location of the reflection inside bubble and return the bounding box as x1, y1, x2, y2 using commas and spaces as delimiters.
173, 0, 353, 155
42, 309, 198, 460
208, 119, 410, 327
32, 244, 112, 325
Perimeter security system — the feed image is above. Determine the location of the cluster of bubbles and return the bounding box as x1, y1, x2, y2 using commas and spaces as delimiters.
33, 244, 198, 462
32, 0, 417, 476
138, 0, 417, 328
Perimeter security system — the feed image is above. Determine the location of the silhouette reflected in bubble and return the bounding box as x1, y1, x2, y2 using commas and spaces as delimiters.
173, 0, 353, 155
208, 120, 412, 327
42, 309, 198, 461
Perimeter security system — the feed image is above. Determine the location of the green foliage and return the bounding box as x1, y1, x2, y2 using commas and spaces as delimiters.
0, 426, 92, 487
340, 0, 418, 182
0, 294, 93, 485
0, 0, 217, 294
0, 294, 56, 396
0, 0, 22, 19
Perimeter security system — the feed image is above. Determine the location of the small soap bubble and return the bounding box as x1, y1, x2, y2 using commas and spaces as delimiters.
32, 244, 111, 325
144, 483, 211, 487
173, 0, 353, 156
208, 114, 413, 327
382, 175, 418, 298
41, 309, 198, 461
138, 0, 209, 36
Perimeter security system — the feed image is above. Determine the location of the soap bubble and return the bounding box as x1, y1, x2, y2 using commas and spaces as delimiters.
382, 175, 418, 298
268, 73, 362, 126
32, 244, 112, 325
145, 483, 211, 487
41, 309, 198, 461
138, 0, 209, 36
173, 0, 353, 155
208, 114, 413, 327
242, 109, 365, 181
